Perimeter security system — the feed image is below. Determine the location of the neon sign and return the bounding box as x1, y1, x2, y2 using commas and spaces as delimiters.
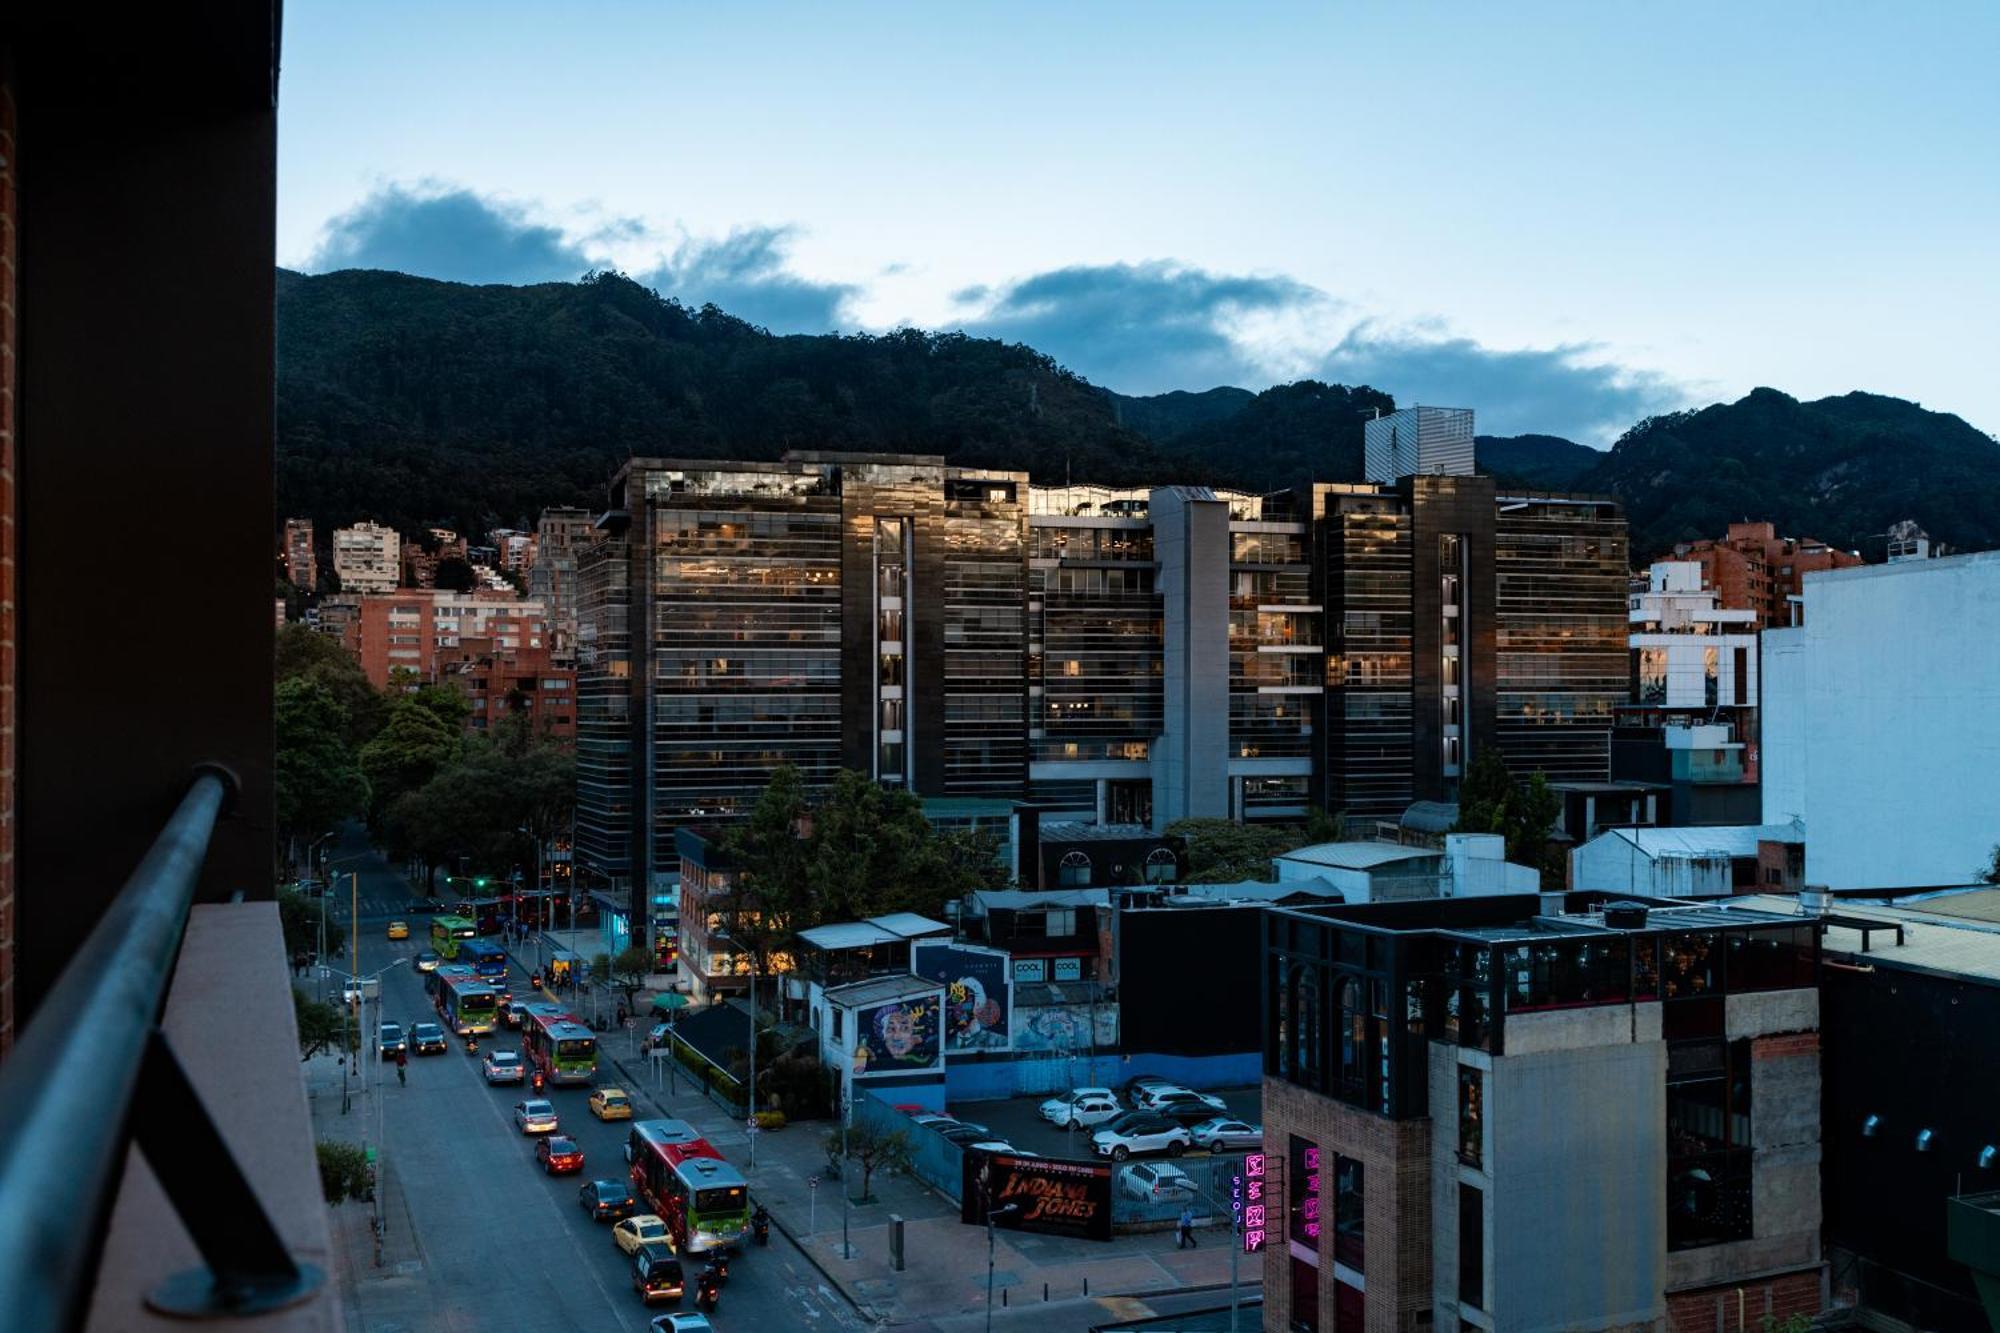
1299, 1145, 1322, 1242
1238, 1152, 1268, 1253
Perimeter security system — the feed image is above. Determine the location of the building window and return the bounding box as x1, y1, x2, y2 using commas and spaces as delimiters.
1041, 908, 1076, 937
1289, 1257, 1320, 1333
1143, 847, 1178, 883
1290, 964, 1321, 1091
1666, 1037, 1754, 1249
1334, 1155, 1363, 1270
1458, 1066, 1483, 1167
1458, 1182, 1485, 1311
1057, 851, 1092, 887
1337, 976, 1364, 1097
831, 1008, 843, 1042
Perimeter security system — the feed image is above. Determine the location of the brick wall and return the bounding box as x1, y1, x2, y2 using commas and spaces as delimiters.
1262, 1075, 1434, 1333
0, 67, 16, 1056
1666, 1267, 1821, 1332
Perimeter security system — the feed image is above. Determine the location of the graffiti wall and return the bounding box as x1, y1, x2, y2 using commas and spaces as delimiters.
852, 993, 942, 1077
911, 942, 1012, 1052
1011, 1002, 1119, 1052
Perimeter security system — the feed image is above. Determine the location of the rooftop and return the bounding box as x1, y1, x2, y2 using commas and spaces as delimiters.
1276, 841, 1441, 871
1734, 893, 2000, 986
967, 888, 1112, 913
1276, 891, 1807, 943
824, 973, 945, 1008
1587, 822, 1805, 859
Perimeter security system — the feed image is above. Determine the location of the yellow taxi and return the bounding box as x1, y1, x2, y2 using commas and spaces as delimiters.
386, 920, 410, 940
588, 1087, 634, 1121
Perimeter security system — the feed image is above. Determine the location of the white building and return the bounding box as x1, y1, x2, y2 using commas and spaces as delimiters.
1273, 834, 1540, 903
1569, 822, 1803, 898
1630, 560, 1759, 710
1362, 405, 1476, 485
331, 520, 400, 593
1762, 550, 2000, 890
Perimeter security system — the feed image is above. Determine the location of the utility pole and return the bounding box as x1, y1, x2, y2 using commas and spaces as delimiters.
841, 1092, 851, 1260
746, 975, 758, 1168
985, 1203, 1020, 1332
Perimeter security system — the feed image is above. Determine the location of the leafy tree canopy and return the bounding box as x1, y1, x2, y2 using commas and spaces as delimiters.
275, 678, 370, 846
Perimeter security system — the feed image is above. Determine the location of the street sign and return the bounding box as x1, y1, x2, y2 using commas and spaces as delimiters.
746, 1118, 760, 1135
809, 1176, 818, 1190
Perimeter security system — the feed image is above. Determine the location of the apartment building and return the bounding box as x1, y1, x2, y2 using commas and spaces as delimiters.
1670, 522, 1861, 629
347, 589, 548, 688
528, 505, 601, 659
437, 639, 576, 739
282, 517, 317, 588
1261, 894, 1822, 1333
331, 520, 401, 593
489, 527, 537, 573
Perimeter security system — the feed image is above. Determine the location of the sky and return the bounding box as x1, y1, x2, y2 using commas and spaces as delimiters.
279, 2, 2000, 444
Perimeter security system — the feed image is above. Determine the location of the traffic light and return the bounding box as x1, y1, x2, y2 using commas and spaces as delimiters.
475, 877, 488, 888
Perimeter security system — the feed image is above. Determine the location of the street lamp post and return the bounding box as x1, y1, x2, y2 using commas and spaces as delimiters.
985, 1203, 1020, 1332
841, 1092, 851, 1260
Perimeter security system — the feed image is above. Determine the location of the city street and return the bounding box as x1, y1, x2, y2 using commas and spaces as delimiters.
319, 828, 862, 1333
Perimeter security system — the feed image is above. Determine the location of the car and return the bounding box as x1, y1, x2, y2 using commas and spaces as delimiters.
589, 1088, 634, 1121
536, 1135, 585, 1174
340, 979, 377, 1006
514, 1099, 559, 1134
410, 1022, 449, 1055
934, 1121, 995, 1146
1189, 1117, 1264, 1152
613, 1213, 671, 1256
378, 1022, 406, 1057
1039, 1089, 1122, 1129
386, 920, 410, 940
414, 950, 441, 973
580, 1177, 638, 1221
404, 898, 436, 914
1122, 1074, 1174, 1103
1119, 1161, 1195, 1202
1156, 1088, 1229, 1112
1131, 1082, 1205, 1110
631, 1243, 685, 1304
1155, 1099, 1235, 1131
966, 1141, 1038, 1157
1091, 1111, 1192, 1161
483, 1050, 526, 1085
651, 1315, 713, 1333
500, 996, 526, 1029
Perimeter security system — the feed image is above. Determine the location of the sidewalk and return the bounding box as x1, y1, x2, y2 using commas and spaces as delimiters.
506, 938, 1258, 1330
303, 1050, 430, 1325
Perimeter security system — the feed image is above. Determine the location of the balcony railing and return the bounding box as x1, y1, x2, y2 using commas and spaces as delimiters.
0, 768, 326, 1329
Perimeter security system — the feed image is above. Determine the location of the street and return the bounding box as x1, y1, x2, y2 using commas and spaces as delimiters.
321, 828, 862, 1333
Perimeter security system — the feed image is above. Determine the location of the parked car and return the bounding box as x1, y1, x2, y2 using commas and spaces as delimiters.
514, 1099, 559, 1134
386, 920, 410, 940
1092, 1111, 1192, 1161
589, 1088, 634, 1121
579, 1177, 637, 1220
651, 1315, 712, 1333
1119, 1161, 1195, 1202
536, 1135, 585, 1174
1039, 1088, 1122, 1129
934, 1121, 994, 1146
1132, 1082, 1216, 1111
1189, 1118, 1263, 1152
967, 1141, 1038, 1157
378, 1022, 406, 1057
1122, 1074, 1174, 1104
410, 1022, 449, 1055
483, 1050, 526, 1085
613, 1213, 671, 1256
631, 1244, 685, 1304
1156, 1088, 1229, 1113
414, 950, 441, 973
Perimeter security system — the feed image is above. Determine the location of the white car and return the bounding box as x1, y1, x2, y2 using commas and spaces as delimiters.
1091, 1111, 1192, 1161
1189, 1117, 1263, 1152
483, 1050, 526, 1085
651, 1314, 714, 1332
1132, 1082, 1210, 1110
1119, 1161, 1195, 1202
966, 1141, 1039, 1157
514, 1099, 559, 1134
1039, 1089, 1122, 1129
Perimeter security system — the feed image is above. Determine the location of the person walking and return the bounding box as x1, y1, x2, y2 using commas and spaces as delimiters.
1177, 1204, 1197, 1249
395, 1047, 407, 1087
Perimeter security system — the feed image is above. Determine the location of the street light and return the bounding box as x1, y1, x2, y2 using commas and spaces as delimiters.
985, 1203, 1020, 1332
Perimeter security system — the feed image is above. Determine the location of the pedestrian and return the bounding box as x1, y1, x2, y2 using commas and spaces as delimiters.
395, 1047, 407, 1086
616, 1004, 628, 1028
1177, 1205, 1197, 1249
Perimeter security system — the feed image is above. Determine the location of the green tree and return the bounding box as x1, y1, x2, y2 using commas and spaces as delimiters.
410, 682, 471, 733
275, 622, 382, 747
1165, 817, 1301, 883
608, 946, 653, 1009
1453, 753, 1563, 884
293, 986, 352, 1058
1979, 844, 2000, 885
278, 887, 345, 965
315, 1139, 373, 1204
433, 557, 477, 592
275, 678, 371, 863
805, 770, 944, 922
359, 697, 460, 820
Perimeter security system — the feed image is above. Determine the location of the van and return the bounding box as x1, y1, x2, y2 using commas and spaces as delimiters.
632, 1244, 684, 1303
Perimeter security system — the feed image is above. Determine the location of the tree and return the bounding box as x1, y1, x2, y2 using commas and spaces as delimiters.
1165, 817, 1301, 883
805, 770, 945, 922
433, 557, 477, 592
409, 682, 471, 733
275, 678, 370, 863
358, 696, 460, 820
825, 1122, 911, 1202
294, 987, 351, 1059
1453, 753, 1563, 885
275, 622, 382, 746
608, 947, 653, 1009
1980, 844, 2000, 885
278, 887, 344, 965
316, 1140, 373, 1204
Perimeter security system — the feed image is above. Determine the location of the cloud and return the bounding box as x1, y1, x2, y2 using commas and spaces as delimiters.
954, 261, 1328, 393
637, 227, 856, 334
1316, 324, 1688, 442
306, 183, 596, 285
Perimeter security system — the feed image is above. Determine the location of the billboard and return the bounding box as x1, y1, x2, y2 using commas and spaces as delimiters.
851, 992, 942, 1077
911, 942, 1012, 1051
962, 1151, 1113, 1242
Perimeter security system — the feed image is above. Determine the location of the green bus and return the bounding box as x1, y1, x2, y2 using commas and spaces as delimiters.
521, 1002, 597, 1086
434, 964, 499, 1036
430, 915, 476, 959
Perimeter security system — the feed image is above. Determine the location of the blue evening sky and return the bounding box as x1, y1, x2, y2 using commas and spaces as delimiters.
279, 2, 2000, 442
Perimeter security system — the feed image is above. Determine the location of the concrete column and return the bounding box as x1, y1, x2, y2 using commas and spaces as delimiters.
1152, 488, 1231, 827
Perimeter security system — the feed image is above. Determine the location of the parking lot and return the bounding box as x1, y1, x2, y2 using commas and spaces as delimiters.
952, 1083, 1262, 1161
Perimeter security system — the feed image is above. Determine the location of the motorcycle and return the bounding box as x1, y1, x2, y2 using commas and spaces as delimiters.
695, 1271, 721, 1314
752, 1206, 771, 1246
465, 1034, 479, 1056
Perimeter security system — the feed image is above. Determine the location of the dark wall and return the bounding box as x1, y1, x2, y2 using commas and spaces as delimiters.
11, 4, 279, 1020
1821, 961, 2000, 1331
1407, 474, 1498, 802
1119, 905, 1262, 1056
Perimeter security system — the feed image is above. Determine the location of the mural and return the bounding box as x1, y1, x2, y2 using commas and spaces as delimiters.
1012, 1002, 1120, 1052
851, 993, 942, 1076
911, 942, 1012, 1051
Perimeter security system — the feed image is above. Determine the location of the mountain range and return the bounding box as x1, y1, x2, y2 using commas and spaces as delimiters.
276, 268, 2000, 563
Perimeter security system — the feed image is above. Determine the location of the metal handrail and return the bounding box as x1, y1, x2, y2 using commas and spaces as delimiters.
0, 765, 319, 1328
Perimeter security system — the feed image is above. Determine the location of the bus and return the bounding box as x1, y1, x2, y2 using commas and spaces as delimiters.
626, 1119, 752, 1256
457, 939, 509, 989
429, 915, 477, 959
433, 964, 499, 1036
520, 1002, 597, 1086
451, 897, 506, 935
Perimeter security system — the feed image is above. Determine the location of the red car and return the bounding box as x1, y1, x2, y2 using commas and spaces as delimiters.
536, 1135, 584, 1175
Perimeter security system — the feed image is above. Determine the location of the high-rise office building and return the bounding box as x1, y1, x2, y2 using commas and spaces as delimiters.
331, 520, 400, 593
1363, 405, 1476, 485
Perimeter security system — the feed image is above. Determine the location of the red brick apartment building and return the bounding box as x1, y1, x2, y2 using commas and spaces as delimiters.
438, 640, 576, 740
347, 589, 548, 689
1672, 522, 1862, 629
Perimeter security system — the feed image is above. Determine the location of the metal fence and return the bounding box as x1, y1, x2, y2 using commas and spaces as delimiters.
1109, 1150, 1249, 1230
855, 1089, 966, 1201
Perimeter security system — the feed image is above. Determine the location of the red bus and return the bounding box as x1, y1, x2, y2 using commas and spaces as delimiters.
625, 1119, 750, 1255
